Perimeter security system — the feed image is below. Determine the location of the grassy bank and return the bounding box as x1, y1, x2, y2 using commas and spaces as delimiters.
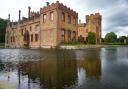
60, 42, 128, 49
61, 42, 128, 46
0, 43, 5, 48
60, 44, 128, 49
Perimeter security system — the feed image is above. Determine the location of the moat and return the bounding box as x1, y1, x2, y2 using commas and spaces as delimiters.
0, 47, 128, 89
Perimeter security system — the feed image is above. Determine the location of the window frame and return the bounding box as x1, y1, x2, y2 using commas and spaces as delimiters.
61, 29, 65, 42
31, 34, 33, 42
35, 34, 38, 42
50, 12, 54, 21
73, 17, 76, 25
61, 12, 65, 22
68, 15, 71, 24
43, 14, 47, 23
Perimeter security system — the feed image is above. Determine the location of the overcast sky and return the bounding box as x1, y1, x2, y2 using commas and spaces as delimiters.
0, 0, 128, 37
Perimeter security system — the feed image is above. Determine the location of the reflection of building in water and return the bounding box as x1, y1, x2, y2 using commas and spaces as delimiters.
78, 58, 101, 79
77, 49, 101, 79
18, 50, 77, 89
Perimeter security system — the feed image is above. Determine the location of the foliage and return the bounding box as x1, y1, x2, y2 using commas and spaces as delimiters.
117, 36, 127, 44
61, 41, 81, 45
0, 18, 8, 43
78, 35, 85, 43
87, 32, 96, 44
101, 38, 104, 43
104, 32, 117, 43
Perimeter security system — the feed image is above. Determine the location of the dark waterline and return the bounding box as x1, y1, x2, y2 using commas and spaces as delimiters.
0, 47, 128, 89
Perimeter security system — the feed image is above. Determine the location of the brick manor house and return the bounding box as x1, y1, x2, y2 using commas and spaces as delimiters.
5, 1, 102, 48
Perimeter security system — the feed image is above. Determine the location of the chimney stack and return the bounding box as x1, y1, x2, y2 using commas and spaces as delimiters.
8, 14, 10, 21
46, 2, 50, 6
28, 6, 31, 18
19, 10, 21, 21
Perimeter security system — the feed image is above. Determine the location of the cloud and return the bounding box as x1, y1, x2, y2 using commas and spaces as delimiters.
0, 0, 127, 37
102, 1, 128, 37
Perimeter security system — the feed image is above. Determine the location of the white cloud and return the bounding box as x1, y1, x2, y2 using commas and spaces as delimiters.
116, 26, 128, 36
0, 0, 127, 37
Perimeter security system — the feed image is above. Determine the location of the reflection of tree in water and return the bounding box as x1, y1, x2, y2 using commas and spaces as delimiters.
18, 50, 78, 89
78, 49, 101, 79
0, 60, 4, 71
0, 60, 16, 72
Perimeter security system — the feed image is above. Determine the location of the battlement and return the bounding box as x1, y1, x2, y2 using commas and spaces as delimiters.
86, 13, 101, 23
7, 1, 79, 28
86, 13, 101, 19
40, 1, 78, 17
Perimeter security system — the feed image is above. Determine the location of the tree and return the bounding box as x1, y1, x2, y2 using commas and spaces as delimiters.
87, 32, 96, 44
118, 36, 127, 44
126, 36, 128, 44
0, 18, 8, 43
104, 32, 117, 43
101, 38, 104, 43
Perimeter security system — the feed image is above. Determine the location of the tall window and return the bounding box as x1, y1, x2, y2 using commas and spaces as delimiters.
68, 15, 71, 24
31, 34, 33, 42
13, 36, 15, 42
61, 29, 65, 42
68, 30, 71, 41
50, 12, 54, 21
11, 37, 12, 42
35, 34, 38, 42
43, 14, 47, 22
62, 12, 65, 21
86, 29, 88, 33
30, 26, 32, 31
73, 18, 76, 24
73, 31, 76, 41
21, 29, 23, 36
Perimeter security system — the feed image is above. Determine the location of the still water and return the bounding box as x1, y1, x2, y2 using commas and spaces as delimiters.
0, 47, 128, 89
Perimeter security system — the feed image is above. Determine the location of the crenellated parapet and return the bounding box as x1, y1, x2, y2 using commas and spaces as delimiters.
40, 1, 78, 17
86, 13, 101, 24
